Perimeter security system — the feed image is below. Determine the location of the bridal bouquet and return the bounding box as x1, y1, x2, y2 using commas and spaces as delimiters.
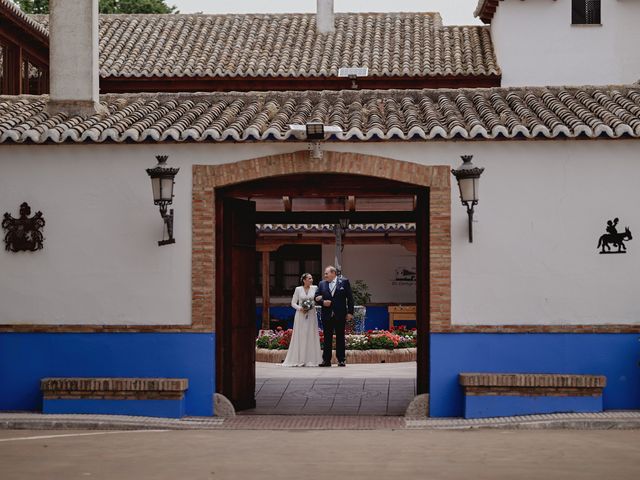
300, 298, 315, 312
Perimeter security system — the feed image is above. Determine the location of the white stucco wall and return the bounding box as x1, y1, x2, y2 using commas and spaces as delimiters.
321, 244, 416, 304
491, 0, 640, 86
1, 139, 639, 326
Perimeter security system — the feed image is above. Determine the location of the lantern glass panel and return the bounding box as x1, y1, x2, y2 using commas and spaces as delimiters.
150, 177, 161, 203
160, 177, 174, 202
458, 177, 478, 203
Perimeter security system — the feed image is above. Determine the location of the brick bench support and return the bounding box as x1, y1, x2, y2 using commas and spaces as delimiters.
41, 378, 189, 419
459, 373, 607, 419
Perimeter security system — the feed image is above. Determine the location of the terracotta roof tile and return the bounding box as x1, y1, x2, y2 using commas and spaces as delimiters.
1, 85, 639, 144
30, 12, 500, 79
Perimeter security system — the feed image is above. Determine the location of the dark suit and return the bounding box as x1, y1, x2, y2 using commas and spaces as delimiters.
316, 277, 354, 363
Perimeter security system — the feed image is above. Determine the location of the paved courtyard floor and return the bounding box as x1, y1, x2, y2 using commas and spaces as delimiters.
1, 428, 639, 480
249, 361, 416, 415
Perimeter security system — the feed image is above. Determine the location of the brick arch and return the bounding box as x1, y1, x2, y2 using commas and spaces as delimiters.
192, 150, 452, 332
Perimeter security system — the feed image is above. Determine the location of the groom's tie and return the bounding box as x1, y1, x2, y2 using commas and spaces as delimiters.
329, 280, 336, 296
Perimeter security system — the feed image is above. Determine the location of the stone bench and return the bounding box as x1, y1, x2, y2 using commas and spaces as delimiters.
459, 373, 607, 419
41, 378, 189, 419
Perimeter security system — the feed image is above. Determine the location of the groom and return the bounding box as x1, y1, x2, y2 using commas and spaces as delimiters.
315, 266, 354, 367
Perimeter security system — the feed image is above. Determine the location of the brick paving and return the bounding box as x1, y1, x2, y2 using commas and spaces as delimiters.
1, 411, 640, 431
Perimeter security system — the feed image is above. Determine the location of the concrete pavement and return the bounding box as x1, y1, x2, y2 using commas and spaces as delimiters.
1, 428, 639, 480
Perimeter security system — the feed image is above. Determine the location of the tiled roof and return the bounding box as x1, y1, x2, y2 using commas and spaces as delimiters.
257, 224, 416, 234
30, 12, 500, 79
1, 85, 639, 144
0, 0, 48, 40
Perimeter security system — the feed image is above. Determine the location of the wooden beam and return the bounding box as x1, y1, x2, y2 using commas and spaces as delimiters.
5, 42, 22, 95
100, 73, 502, 94
282, 196, 292, 212
256, 244, 281, 253
219, 174, 422, 198
348, 196, 356, 212
257, 234, 415, 249
399, 239, 417, 253
255, 211, 415, 224
261, 251, 270, 330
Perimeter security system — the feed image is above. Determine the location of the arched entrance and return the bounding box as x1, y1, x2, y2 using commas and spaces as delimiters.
192, 151, 451, 411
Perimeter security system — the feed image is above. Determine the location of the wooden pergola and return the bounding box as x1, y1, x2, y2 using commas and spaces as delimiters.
0, 3, 48, 95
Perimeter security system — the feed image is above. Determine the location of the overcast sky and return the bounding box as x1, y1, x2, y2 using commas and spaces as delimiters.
170, 0, 481, 25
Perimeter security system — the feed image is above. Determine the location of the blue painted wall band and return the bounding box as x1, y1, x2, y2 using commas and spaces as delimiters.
1, 332, 639, 419
43, 398, 186, 419
0, 333, 215, 417
463, 394, 603, 419
431, 333, 640, 417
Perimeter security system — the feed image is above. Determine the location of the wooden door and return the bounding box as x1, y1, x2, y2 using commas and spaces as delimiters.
415, 190, 430, 395
216, 197, 257, 411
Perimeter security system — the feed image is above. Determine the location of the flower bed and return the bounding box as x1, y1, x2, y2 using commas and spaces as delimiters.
256, 347, 416, 364
256, 326, 417, 363
256, 326, 417, 351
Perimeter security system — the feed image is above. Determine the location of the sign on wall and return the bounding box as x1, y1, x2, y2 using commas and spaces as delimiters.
2, 202, 45, 252
392, 256, 416, 286
598, 218, 632, 254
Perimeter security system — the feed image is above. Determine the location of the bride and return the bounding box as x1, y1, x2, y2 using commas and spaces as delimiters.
282, 273, 323, 367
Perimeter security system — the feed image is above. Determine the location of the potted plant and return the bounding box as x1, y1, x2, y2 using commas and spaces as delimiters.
350, 280, 371, 334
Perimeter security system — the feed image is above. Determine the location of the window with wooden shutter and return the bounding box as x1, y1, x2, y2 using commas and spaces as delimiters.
256, 245, 322, 297
572, 0, 601, 25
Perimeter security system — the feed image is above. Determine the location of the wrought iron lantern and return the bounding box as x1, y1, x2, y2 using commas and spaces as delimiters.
451, 155, 484, 243
146, 155, 179, 246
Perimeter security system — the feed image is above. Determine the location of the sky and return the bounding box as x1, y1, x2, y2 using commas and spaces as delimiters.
169, 0, 482, 25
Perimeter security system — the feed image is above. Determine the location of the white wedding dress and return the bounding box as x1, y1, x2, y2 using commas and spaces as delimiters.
282, 285, 323, 367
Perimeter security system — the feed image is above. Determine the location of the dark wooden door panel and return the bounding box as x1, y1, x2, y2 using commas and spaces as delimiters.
216, 197, 256, 411
416, 191, 430, 395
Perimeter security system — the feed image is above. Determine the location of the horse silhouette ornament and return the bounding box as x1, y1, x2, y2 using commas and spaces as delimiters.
597, 218, 632, 254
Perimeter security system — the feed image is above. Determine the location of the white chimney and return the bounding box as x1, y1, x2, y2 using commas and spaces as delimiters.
48, 0, 105, 116
317, 0, 335, 34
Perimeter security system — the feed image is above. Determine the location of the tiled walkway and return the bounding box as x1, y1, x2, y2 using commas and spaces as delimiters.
248, 363, 417, 416
246, 377, 416, 416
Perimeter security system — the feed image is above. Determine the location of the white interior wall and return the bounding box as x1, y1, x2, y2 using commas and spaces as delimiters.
321, 244, 416, 304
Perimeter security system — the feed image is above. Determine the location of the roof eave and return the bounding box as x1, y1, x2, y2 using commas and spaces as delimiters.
0, 0, 49, 44
474, 0, 501, 24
